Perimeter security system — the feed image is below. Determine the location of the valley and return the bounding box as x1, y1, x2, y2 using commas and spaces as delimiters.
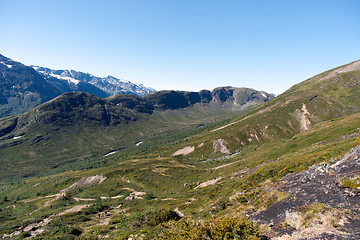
0, 59, 360, 239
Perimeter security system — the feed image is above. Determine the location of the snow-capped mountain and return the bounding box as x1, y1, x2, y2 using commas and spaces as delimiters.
0, 53, 156, 118
32, 66, 155, 97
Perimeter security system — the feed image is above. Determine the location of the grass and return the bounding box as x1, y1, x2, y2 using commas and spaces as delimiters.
0, 101, 256, 183
1, 110, 359, 238
0, 64, 360, 238
338, 177, 360, 189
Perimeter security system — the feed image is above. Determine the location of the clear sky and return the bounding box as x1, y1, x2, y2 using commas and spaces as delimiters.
0, 0, 359, 94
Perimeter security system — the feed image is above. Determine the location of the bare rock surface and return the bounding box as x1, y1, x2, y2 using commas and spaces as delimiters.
60, 174, 106, 193
172, 146, 195, 156
253, 145, 360, 239
213, 138, 230, 154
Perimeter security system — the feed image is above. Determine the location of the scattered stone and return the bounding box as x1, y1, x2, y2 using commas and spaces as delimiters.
125, 191, 146, 200
174, 207, 184, 217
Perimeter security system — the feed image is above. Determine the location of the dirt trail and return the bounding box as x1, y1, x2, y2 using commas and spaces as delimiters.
22, 194, 59, 203
27, 193, 65, 216
74, 197, 96, 201
211, 106, 272, 132
2, 175, 141, 238
57, 204, 92, 216
211, 158, 244, 170
5, 203, 94, 239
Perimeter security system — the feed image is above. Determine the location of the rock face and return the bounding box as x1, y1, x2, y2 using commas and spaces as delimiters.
211, 87, 272, 105
144, 87, 273, 110
213, 138, 230, 154
6, 86, 273, 129
0, 54, 63, 117
254, 145, 360, 239
0, 54, 273, 118
0, 54, 155, 118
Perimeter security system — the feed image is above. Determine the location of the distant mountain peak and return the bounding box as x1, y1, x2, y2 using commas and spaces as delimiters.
0, 53, 156, 118
32, 66, 155, 97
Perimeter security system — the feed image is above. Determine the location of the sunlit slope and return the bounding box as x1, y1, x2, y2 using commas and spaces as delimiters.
0, 87, 271, 181
1, 60, 360, 239
1, 105, 359, 239
159, 60, 360, 159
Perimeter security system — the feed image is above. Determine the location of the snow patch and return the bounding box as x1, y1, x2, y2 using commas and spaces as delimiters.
48, 73, 80, 84
135, 141, 143, 146
103, 151, 117, 157
1, 61, 12, 68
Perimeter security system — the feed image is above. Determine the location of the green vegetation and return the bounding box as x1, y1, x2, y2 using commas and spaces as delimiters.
0, 60, 360, 238
152, 217, 260, 240
0, 92, 259, 183
338, 176, 360, 189
0, 110, 358, 238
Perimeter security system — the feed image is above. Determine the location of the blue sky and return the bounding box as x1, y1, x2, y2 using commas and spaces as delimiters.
0, 0, 359, 94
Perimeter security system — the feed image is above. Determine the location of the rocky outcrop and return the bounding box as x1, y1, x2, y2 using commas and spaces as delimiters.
213, 138, 231, 154
144, 87, 273, 110
254, 145, 360, 239
60, 175, 106, 193
172, 146, 195, 156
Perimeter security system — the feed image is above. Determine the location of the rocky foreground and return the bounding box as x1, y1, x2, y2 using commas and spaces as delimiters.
254, 145, 360, 239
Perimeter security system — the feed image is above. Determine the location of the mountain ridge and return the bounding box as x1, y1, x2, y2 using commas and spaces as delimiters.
0, 54, 155, 118
0, 59, 360, 239
32, 65, 155, 97
0, 86, 273, 181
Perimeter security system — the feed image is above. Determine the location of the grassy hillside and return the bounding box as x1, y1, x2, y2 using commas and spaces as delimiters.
0, 60, 360, 239
154, 60, 360, 159
0, 106, 359, 239
0, 88, 269, 182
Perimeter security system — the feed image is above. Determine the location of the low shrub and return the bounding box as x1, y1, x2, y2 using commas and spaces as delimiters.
151, 216, 260, 239
144, 208, 181, 226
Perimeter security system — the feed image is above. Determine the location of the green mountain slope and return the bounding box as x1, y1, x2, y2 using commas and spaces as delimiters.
0, 87, 272, 181
157, 60, 360, 159
0, 60, 360, 239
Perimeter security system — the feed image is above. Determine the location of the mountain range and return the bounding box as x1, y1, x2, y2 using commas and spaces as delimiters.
32, 66, 155, 97
0, 57, 360, 239
0, 54, 155, 118
0, 86, 273, 180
